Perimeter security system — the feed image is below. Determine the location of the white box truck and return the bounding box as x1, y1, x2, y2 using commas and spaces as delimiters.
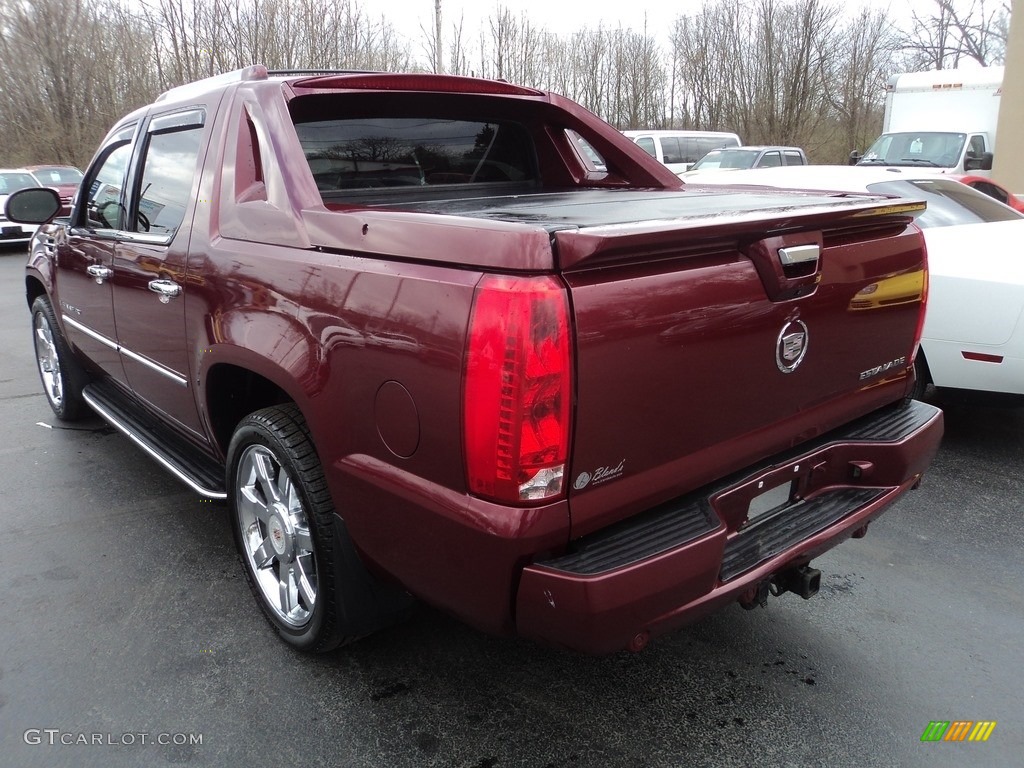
852, 66, 1003, 174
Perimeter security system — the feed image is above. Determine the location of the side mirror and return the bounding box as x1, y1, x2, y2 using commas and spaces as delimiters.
981, 151, 994, 171
848, 150, 862, 166
4, 187, 61, 224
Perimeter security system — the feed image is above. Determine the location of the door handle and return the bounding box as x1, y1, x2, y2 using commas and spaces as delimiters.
778, 244, 820, 268
86, 264, 113, 284
148, 279, 182, 303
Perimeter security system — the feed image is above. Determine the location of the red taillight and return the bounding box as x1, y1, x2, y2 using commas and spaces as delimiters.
464, 275, 572, 504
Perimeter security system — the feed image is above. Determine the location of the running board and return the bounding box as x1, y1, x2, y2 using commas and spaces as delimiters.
82, 381, 227, 499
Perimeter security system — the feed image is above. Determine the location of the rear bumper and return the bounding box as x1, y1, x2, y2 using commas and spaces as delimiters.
515, 399, 943, 654
0, 222, 35, 243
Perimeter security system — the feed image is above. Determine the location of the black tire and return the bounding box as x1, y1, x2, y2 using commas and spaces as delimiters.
31, 295, 89, 421
908, 351, 932, 401
227, 404, 410, 652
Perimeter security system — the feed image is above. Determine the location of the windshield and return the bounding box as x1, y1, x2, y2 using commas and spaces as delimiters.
0, 172, 38, 194
858, 132, 966, 168
31, 166, 84, 184
691, 149, 758, 171
868, 178, 1024, 228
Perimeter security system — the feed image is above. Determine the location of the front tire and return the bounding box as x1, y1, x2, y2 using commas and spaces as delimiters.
227, 404, 410, 652
31, 296, 89, 421
909, 352, 932, 401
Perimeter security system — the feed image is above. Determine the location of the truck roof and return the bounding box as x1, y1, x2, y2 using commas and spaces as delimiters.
887, 65, 1004, 92
156, 65, 547, 103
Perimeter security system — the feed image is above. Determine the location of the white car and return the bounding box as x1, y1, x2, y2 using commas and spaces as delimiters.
0, 169, 43, 246
683, 165, 1024, 398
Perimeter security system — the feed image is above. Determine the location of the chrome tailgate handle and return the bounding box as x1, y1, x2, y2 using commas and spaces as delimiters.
778, 244, 820, 267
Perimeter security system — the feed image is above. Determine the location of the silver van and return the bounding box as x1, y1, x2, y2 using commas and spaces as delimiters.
623, 130, 742, 174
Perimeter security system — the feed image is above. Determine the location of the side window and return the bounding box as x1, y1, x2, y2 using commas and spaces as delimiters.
682, 138, 700, 164
566, 130, 607, 172
968, 135, 987, 156
695, 137, 727, 161
133, 122, 203, 238
661, 138, 683, 164
784, 151, 805, 166
758, 151, 782, 168
973, 181, 1008, 204
83, 140, 133, 230
634, 137, 656, 157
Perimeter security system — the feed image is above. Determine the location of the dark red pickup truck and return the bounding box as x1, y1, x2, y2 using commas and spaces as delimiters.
9, 67, 943, 654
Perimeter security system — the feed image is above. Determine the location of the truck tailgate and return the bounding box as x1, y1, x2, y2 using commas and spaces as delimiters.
555, 189, 927, 538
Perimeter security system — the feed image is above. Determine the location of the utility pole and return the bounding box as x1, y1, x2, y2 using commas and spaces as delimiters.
435, 0, 444, 74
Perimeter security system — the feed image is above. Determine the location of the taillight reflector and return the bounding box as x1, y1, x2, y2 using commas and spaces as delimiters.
961, 351, 1003, 363
464, 275, 572, 504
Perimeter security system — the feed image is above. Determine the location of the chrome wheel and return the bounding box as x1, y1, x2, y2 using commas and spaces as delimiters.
34, 310, 64, 409
29, 296, 88, 421
229, 404, 413, 651
236, 444, 317, 627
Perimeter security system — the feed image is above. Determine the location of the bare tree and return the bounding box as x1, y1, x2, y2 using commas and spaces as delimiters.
10, 0, 1000, 172
824, 9, 900, 161
446, 14, 470, 76
901, 0, 1011, 68
611, 24, 668, 129
668, 0, 842, 147
483, 7, 545, 85
0, 0, 157, 167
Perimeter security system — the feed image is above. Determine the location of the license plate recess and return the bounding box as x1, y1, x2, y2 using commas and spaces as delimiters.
746, 480, 795, 525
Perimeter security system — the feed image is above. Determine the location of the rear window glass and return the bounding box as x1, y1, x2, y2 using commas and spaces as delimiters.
32, 167, 84, 184
634, 136, 657, 157
869, 179, 1023, 228
660, 137, 683, 165
686, 136, 740, 164
293, 116, 538, 193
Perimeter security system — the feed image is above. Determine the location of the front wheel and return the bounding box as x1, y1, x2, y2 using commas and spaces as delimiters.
228, 404, 410, 652
31, 296, 89, 421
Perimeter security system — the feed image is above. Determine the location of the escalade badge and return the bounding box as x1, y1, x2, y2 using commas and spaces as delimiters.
776, 319, 809, 373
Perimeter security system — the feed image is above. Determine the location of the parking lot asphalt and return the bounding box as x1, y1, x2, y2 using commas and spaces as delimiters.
1, 244, 1022, 767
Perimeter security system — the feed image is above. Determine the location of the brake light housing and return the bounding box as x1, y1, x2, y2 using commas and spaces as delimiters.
464, 275, 572, 504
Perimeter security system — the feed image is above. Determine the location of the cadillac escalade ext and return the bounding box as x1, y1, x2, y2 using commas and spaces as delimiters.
8, 66, 943, 654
